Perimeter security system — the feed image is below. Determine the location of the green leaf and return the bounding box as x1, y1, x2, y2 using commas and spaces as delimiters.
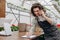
11, 26, 19, 31
55, 0, 59, 1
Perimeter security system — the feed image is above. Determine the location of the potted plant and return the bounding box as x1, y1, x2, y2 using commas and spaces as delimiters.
11, 24, 19, 31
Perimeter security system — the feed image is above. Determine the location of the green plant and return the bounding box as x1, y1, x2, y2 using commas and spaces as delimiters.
11, 26, 19, 31
0, 26, 19, 31
55, 0, 59, 1
0, 27, 4, 31
58, 2, 60, 6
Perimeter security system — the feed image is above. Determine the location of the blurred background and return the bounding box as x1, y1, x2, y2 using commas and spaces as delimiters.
0, 0, 60, 40
5, 0, 60, 26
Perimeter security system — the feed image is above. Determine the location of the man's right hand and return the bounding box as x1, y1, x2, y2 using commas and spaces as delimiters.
25, 32, 33, 36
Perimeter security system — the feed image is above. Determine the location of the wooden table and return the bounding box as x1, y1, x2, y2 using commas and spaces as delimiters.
0, 31, 44, 40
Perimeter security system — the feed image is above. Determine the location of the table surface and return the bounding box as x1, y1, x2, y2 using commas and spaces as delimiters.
0, 31, 44, 40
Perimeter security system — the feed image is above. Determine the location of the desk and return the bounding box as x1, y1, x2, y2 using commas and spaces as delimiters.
0, 31, 44, 40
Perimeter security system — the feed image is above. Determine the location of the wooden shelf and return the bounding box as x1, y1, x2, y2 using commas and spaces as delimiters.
0, 0, 5, 18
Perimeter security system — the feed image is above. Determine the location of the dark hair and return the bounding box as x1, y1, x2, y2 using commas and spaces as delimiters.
31, 3, 46, 17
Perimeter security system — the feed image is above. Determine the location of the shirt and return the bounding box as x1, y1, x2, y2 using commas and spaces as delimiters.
29, 12, 57, 34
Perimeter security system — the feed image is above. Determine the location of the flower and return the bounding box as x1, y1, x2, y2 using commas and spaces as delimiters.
12, 24, 15, 26
57, 24, 60, 28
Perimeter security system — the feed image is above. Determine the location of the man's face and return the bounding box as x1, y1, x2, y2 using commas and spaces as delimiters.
33, 7, 42, 16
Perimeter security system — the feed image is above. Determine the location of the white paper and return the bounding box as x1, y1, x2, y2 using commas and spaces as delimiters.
21, 35, 36, 38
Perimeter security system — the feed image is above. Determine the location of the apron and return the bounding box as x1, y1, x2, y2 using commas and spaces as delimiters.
32, 19, 60, 40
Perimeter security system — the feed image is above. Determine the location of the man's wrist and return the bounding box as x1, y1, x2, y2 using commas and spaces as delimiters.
43, 15, 47, 19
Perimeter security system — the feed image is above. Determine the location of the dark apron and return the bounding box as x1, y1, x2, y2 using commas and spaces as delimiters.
32, 20, 60, 40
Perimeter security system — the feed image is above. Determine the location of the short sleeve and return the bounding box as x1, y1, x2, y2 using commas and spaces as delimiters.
29, 17, 37, 34
46, 12, 57, 26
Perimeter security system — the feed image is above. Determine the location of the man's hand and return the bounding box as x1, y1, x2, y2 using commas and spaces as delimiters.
39, 10, 46, 17
25, 32, 33, 36
41, 10, 46, 17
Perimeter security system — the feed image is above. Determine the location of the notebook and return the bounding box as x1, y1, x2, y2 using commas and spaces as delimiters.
21, 35, 36, 38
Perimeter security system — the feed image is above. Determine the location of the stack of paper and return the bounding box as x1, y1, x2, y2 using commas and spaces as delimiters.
21, 35, 36, 38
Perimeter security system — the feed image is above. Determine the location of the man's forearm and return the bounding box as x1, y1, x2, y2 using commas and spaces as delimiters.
44, 16, 52, 24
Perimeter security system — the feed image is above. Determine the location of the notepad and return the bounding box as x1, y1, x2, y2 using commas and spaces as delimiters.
21, 35, 36, 38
